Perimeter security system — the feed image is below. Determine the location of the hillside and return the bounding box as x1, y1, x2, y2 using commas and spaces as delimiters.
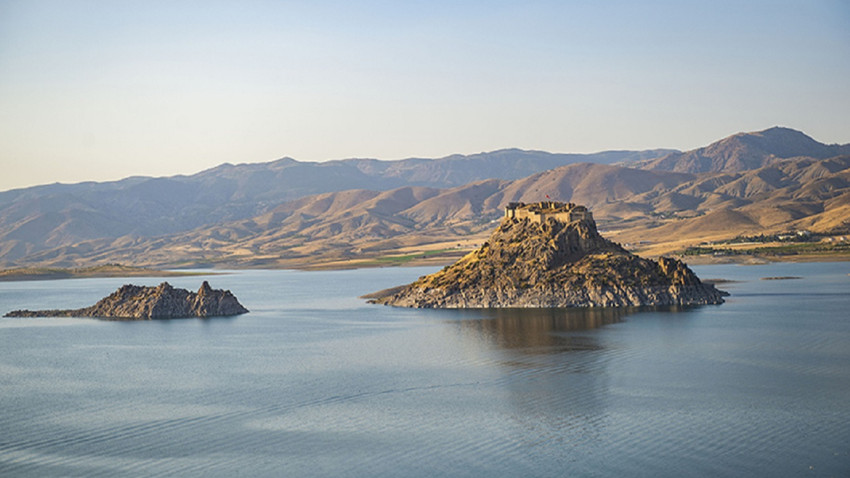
0, 149, 669, 263
13, 153, 850, 269
636, 127, 850, 173
1, 127, 848, 269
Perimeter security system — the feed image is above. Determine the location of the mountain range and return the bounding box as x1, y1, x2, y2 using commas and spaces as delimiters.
0, 149, 670, 262
2, 126, 848, 268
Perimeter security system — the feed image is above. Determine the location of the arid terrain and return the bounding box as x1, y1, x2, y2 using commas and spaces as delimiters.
1, 127, 848, 270
0, 264, 213, 281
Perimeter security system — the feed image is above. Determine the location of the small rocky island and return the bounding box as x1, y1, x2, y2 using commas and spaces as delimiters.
4, 281, 248, 319
369, 202, 727, 308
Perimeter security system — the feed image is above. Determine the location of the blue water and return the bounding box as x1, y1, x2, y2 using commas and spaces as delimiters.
1, 263, 849, 477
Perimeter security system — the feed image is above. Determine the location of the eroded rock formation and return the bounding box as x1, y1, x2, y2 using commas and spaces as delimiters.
369, 203, 727, 308
5, 281, 248, 319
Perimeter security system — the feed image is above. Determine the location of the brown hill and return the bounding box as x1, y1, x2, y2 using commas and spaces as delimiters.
4, 126, 847, 267
13, 154, 850, 269
3, 128, 849, 269
0, 149, 669, 263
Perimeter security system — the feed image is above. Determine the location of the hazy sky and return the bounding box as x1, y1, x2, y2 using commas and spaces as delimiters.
1, 0, 848, 191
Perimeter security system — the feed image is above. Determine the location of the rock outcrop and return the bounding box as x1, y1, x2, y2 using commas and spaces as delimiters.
4, 281, 249, 319
369, 203, 727, 308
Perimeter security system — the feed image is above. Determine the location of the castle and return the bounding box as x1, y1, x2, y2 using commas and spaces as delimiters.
504, 201, 593, 224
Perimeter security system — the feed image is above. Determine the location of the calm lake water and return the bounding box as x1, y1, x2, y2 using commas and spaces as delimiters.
1, 262, 849, 477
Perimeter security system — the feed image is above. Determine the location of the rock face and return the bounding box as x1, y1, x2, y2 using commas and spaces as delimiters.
4, 281, 249, 319
370, 202, 727, 308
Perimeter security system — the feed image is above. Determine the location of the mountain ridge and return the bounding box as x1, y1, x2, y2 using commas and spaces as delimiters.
0, 148, 674, 262
13, 153, 850, 269
1, 127, 848, 268
637, 126, 850, 173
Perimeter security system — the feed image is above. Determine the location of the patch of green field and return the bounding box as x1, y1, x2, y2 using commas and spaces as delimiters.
681, 242, 850, 257
362, 249, 461, 266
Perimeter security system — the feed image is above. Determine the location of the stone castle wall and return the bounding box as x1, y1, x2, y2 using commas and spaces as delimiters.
504, 201, 592, 224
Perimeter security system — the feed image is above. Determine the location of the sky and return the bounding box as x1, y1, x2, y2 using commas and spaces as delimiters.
1, 0, 848, 191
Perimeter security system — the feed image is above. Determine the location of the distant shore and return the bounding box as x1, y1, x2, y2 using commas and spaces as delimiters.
300, 247, 850, 270
677, 252, 850, 266
2, 251, 848, 281
0, 264, 215, 282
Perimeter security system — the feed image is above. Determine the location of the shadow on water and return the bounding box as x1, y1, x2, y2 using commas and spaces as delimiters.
434, 306, 696, 450
438, 305, 691, 354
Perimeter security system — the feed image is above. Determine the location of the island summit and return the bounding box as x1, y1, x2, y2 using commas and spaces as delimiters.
369, 201, 727, 308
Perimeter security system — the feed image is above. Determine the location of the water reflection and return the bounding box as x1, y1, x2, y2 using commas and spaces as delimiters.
441, 306, 689, 453
454, 307, 634, 353
442, 306, 691, 354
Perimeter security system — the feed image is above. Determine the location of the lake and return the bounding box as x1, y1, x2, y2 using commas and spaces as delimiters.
1, 262, 849, 477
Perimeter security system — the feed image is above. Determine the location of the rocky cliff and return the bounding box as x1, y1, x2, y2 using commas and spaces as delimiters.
369, 204, 727, 308
4, 281, 249, 319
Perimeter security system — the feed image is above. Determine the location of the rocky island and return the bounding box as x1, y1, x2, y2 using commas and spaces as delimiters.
369, 202, 727, 308
4, 281, 248, 319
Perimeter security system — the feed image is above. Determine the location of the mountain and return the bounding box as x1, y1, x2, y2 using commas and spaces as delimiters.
636, 127, 850, 173
0, 149, 671, 263
15, 154, 850, 269
1, 127, 848, 268
346, 148, 675, 186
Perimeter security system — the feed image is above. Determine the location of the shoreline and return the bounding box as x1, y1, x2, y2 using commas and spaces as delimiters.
2, 252, 848, 281
0, 265, 217, 282
676, 253, 850, 266
294, 250, 850, 270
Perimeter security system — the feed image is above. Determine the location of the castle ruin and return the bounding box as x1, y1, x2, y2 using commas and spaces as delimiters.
504, 201, 593, 224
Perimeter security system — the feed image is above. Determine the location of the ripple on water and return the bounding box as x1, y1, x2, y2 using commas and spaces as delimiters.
1, 264, 850, 476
